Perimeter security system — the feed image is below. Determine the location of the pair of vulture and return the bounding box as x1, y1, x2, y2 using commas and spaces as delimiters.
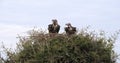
48, 19, 76, 35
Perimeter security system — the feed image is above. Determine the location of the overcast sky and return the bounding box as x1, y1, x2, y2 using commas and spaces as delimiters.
0, 0, 120, 62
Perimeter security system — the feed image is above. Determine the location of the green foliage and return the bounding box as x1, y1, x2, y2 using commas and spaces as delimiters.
0, 29, 117, 63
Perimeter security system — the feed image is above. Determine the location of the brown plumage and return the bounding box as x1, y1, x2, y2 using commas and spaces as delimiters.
65, 23, 76, 35
48, 19, 60, 33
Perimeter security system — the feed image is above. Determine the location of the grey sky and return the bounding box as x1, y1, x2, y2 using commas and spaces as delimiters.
0, 0, 120, 62
0, 0, 120, 31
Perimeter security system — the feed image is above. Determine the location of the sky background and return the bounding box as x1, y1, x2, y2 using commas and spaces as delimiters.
0, 0, 120, 62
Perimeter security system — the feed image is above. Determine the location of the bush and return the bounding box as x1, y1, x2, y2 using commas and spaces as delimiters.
0, 29, 118, 63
